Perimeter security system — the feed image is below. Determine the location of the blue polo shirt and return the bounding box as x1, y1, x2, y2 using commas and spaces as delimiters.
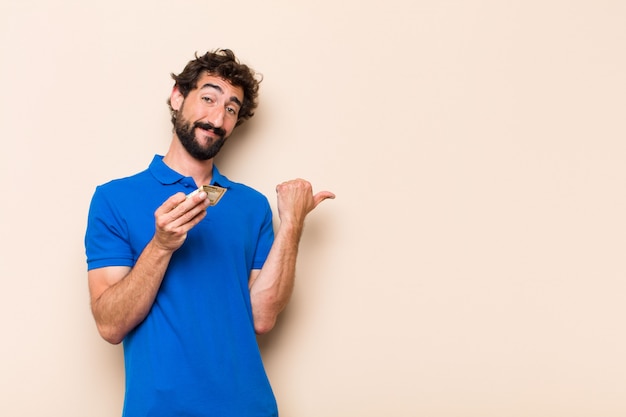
85, 155, 278, 417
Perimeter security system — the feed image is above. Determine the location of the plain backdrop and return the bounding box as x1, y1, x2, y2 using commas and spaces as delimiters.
1, 1, 625, 416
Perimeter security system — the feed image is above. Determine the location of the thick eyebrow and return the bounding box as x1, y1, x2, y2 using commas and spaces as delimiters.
200, 83, 243, 108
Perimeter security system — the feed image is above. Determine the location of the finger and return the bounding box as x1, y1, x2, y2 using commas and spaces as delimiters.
177, 205, 208, 229
172, 191, 208, 213
171, 193, 210, 226
276, 178, 311, 192
157, 192, 188, 215
312, 191, 336, 208
188, 190, 208, 205
157, 191, 208, 226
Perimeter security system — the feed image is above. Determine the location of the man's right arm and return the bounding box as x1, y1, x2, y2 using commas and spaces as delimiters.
88, 240, 174, 344
88, 190, 210, 344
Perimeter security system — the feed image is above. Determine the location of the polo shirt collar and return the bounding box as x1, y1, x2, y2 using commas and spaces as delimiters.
210, 165, 233, 188
149, 154, 233, 188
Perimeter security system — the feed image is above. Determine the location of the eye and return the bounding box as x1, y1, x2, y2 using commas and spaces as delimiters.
226, 106, 238, 115
202, 96, 214, 103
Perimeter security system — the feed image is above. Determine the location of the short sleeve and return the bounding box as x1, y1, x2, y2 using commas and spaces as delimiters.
251, 199, 274, 270
85, 185, 135, 270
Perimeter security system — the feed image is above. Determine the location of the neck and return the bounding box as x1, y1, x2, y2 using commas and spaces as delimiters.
163, 139, 214, 187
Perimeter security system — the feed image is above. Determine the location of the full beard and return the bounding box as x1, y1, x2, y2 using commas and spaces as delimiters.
175, 116, 228, 161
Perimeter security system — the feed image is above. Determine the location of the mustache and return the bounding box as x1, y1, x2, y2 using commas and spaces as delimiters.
194, 122, 226, 138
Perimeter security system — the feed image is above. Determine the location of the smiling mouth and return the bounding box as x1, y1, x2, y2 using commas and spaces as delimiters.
193, 126, 217, 144
194, 122, 226, 139
197, 127, 213, 136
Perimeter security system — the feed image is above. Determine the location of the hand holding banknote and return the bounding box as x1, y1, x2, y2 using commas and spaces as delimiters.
152, 190, 211, 251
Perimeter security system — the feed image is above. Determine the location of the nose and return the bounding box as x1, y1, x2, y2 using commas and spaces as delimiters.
206, 106, 225, 128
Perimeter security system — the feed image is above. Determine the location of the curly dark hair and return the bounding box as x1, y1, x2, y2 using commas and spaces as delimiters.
167, 49, 261, 127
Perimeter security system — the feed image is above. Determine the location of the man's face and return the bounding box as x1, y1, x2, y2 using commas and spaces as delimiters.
171, 73, 244, 160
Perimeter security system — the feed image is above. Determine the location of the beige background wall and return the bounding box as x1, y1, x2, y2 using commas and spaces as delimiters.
1, 1, 625, 416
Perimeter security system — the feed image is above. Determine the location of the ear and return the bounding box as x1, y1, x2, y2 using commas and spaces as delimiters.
170, 87, 184, 111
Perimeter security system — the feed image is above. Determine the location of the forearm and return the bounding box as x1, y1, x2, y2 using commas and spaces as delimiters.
91, 239, 173, 344
249, 222, 303, 334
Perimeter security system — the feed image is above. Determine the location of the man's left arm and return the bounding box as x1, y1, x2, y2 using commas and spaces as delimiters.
248, 178, 334, 334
